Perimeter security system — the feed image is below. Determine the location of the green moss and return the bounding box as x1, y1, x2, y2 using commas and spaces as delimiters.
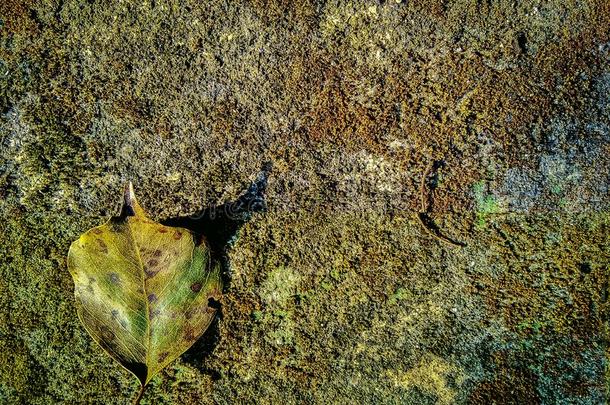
473, 181, 502, 228
388, 287, 412, 305
320, 281, 333, 291
386, 354, 466, 405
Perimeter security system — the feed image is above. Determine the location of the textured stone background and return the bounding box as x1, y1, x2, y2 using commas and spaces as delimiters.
1, 1, 609, 403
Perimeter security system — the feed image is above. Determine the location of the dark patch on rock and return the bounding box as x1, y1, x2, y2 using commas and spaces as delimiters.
517, 32, 528, 54
578, 262, 592, 274
122, 362, 147, 387
207, 297, 221, 311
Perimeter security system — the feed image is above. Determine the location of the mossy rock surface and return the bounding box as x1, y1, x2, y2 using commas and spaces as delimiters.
1, 0, 609, 403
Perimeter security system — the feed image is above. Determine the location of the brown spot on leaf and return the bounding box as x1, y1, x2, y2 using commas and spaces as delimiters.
100, 326, 115, 341
183, 328, 196, 342
158, 228, 168, 233
173, 231, 182, 240
148, 293, 157, 303
153, 249, 162, 257
145, 267, 160, 278
185, 308, 198, 320
158, 352, 169, 363
96, 238, 108, 254
109, 273, 120, 284
111, 309, 119, 319
144, 259, 161, 278
149, 308, 160, 318
190, 282, 202, 293
92, 228, 103, 234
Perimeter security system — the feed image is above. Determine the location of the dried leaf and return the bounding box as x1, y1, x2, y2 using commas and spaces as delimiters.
67, 183, 222, 387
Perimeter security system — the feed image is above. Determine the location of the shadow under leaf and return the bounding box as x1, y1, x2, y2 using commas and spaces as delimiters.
162, 162, 272, 374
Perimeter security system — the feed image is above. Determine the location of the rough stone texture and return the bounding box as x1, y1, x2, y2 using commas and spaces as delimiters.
0, 1, 608, 404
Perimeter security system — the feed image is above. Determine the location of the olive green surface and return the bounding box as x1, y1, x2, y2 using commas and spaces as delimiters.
0, 1, 609, 404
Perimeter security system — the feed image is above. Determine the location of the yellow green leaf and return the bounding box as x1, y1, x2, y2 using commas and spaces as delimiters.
67, 183, 222, 387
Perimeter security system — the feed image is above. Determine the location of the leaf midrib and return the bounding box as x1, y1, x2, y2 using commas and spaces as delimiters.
129, 220, 152, 383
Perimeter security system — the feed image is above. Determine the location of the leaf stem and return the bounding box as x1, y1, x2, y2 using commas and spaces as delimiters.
134, 384, 147, 405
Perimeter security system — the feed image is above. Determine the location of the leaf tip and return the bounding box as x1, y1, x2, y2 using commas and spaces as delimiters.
121, 182, 145, 218
125, 181, 136, 206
